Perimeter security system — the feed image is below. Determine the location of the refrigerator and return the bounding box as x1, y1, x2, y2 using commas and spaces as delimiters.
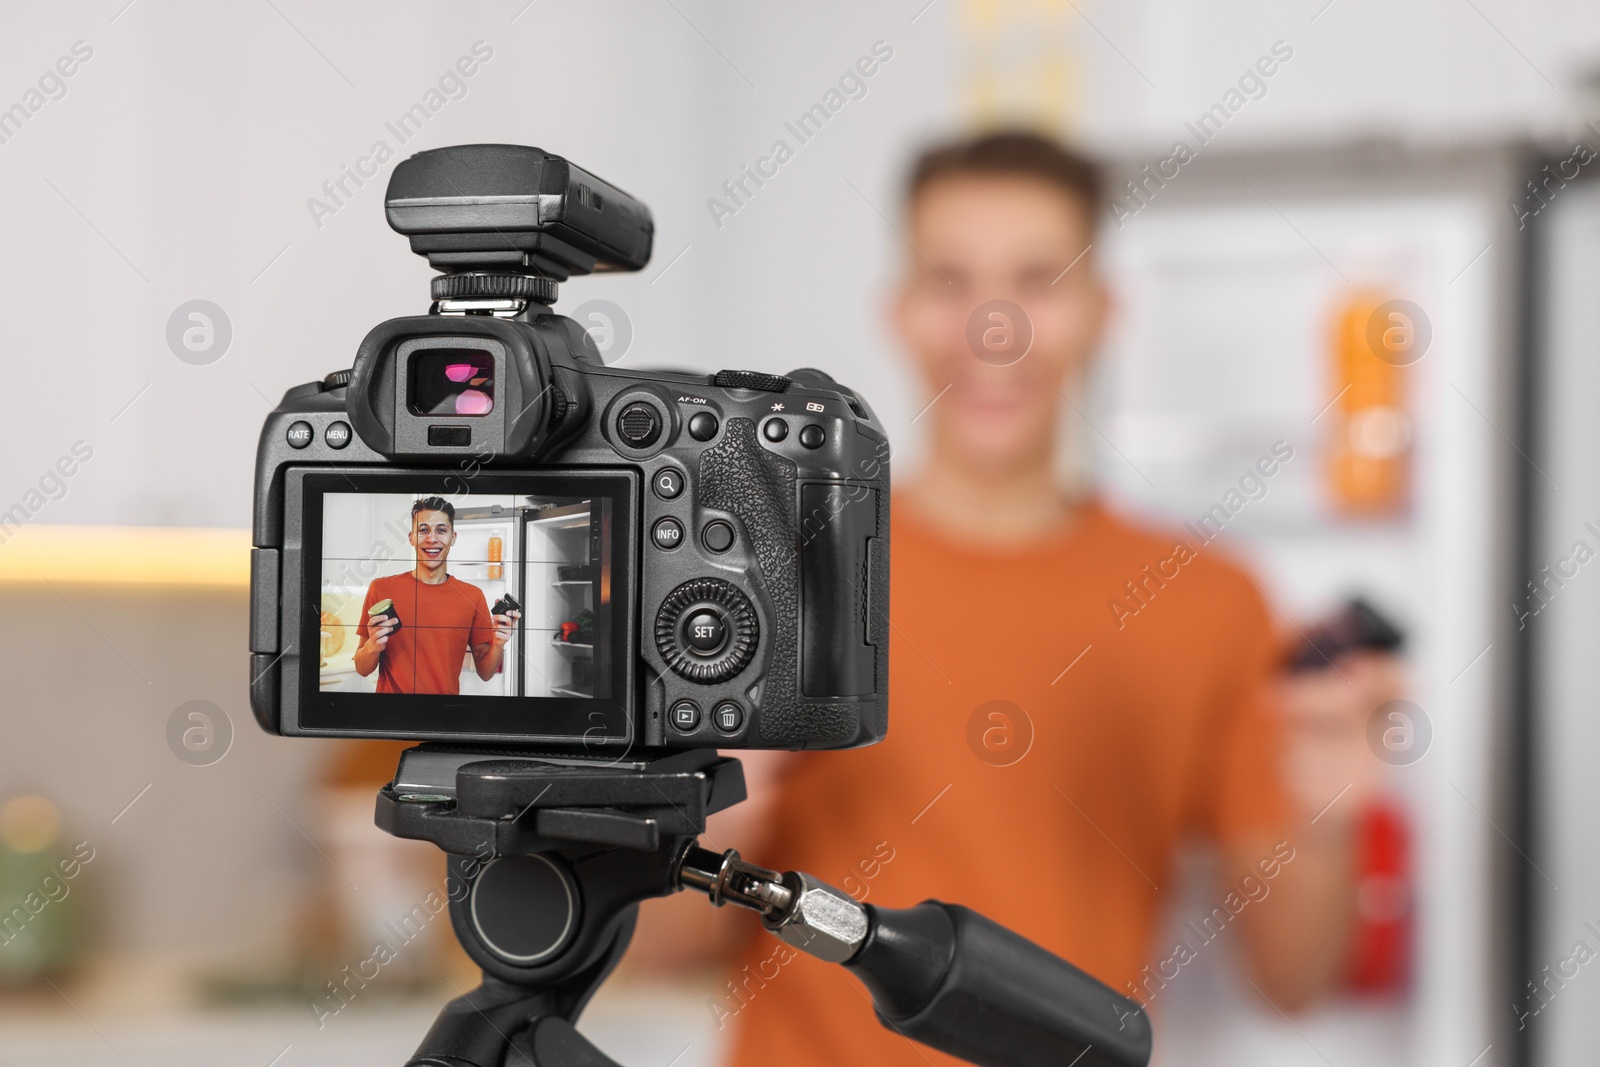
1090, 139, 1530, 1066
456, 499, 607, 700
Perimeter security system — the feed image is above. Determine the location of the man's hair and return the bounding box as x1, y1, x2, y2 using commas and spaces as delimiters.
904, 129, 1101, 227
411, 496, 455, 525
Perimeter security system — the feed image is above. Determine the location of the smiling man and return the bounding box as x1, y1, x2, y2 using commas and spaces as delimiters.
353, 496, 518, 695
687, 130, 1369, 1064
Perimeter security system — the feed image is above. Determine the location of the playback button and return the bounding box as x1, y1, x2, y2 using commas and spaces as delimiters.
670, 701, 700, 731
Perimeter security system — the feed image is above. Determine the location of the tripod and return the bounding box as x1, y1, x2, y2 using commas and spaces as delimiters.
376, 745, 1153, 1067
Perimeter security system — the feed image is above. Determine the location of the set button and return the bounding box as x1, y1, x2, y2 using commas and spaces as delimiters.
683, 609, 727, 654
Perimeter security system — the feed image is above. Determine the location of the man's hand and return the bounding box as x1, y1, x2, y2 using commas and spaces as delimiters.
1234, 649, 1407, 1010
490, 609, 521, 649
472, 609, 521, 680
364, 613, 397, 651
1279, 650, 1405, 820
352, 613, 396, 677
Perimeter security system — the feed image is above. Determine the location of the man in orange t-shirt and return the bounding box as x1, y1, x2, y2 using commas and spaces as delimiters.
657, 132, 1369, 1065
354, 496, 518, 695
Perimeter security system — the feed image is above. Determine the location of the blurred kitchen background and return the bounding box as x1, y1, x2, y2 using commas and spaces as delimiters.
2, 1, 1599, 1064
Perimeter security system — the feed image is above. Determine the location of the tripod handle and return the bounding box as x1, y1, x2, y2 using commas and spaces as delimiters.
848, 900, 1151, 1067
677, 848, 1151, 1067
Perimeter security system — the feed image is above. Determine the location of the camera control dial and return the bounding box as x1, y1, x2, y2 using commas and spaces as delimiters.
655, 578, 759, 684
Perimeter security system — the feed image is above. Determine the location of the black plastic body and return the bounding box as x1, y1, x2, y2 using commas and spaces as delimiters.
848, 902, 1154, 1067
383, 746, 743, 1067
386, 144, 654, 279
1286, 595, 1405, 672
250, 307, 890, 752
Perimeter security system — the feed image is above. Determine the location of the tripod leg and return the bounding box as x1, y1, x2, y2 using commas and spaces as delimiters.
405, 976, 559, 1067
406, 909, 638, 1067
508, 1018, 627, 1067
406, 982, 631, 1067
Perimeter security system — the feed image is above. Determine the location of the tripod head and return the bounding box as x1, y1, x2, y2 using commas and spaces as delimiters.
377, 746, 1153, 1067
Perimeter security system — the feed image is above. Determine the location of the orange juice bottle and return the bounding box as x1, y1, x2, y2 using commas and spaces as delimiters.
488, 533, 503, 580
1328, 292, 1413, 517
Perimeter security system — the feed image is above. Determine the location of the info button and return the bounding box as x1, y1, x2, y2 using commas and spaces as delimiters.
651, 518, 684, 550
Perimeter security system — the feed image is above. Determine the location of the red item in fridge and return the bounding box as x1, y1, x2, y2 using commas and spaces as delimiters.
1345, 797, 1412, 993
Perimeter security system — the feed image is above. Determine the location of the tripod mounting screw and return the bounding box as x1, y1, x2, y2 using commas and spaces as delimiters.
764, 872, 869, 964
430, 271, 559, 305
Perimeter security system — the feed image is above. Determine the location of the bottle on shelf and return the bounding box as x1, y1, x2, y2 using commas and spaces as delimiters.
487, 533, 503, 580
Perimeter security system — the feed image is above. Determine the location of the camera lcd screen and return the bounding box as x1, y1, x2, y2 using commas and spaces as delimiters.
295, 470, 636, 742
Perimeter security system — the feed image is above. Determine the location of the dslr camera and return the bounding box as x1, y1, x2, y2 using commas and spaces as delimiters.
249, 144, 890, 752
244, 145, 1149, 1067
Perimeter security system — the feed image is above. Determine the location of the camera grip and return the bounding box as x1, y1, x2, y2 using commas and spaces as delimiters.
698, 417, 885, 746
849, 901, 1152, 1067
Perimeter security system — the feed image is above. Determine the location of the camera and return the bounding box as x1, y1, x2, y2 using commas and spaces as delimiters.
242, 144, 1147, 1067
249, 144, 890, 752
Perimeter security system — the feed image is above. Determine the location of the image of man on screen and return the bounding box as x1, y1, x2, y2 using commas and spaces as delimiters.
352, 496, 519, 695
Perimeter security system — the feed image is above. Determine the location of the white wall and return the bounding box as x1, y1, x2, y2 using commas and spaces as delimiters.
12, 0, 1599, 529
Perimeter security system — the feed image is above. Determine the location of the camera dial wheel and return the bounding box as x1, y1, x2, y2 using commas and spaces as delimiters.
431, 271, 560, 305
653, 578, 759, 684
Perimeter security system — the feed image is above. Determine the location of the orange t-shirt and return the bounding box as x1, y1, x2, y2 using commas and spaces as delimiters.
356, 572, 494, 695
724, 498, 1290, 1065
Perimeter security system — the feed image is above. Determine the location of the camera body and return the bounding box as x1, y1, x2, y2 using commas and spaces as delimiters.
249, 145, 890, 753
